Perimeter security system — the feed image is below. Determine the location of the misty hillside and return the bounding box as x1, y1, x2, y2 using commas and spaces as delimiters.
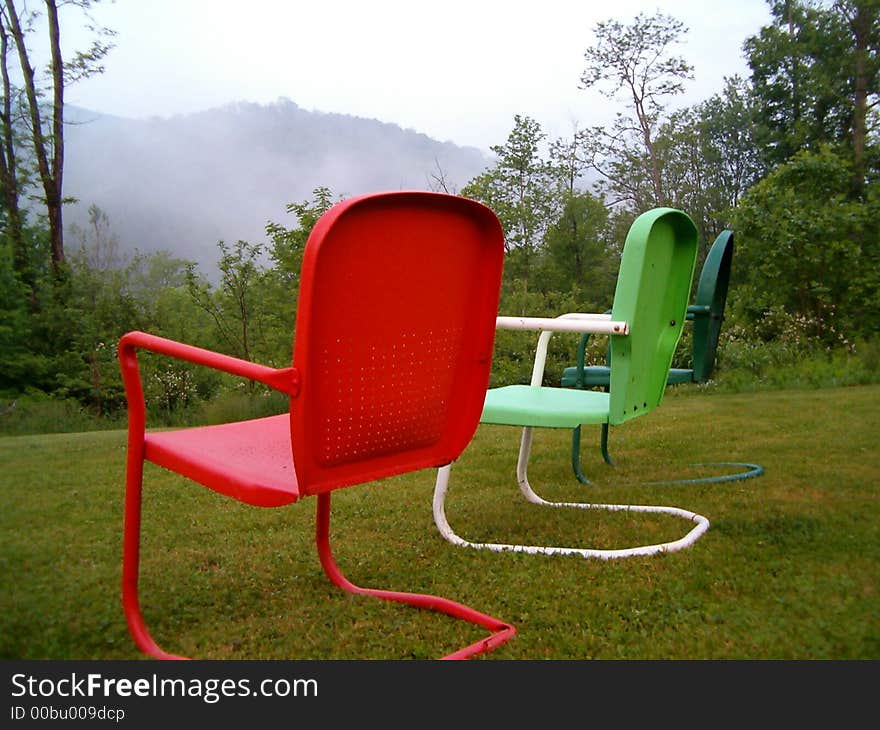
62, 99, 489, 275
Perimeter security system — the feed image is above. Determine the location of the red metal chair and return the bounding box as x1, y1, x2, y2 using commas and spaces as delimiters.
118, 191, 513, 659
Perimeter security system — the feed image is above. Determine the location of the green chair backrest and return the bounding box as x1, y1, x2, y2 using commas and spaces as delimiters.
690, 230, 733, 382
608, 208, 698, 426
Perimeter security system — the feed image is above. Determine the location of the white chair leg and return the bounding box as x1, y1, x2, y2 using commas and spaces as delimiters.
432, 428, 710, 560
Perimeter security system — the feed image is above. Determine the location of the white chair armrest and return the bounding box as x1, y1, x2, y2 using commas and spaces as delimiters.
494, 313, 629, 387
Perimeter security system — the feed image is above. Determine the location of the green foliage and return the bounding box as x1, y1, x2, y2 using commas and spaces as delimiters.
0, 202, 208, 420
461, 115, 556, 280
657, 77, 764, 248
192, 387, 288, 427
538, 192, 615, 298
697, 76, 766, 204
260, 186, 337, 361
0, 393, 123, 436
0, 236, 47, 391
745, 0, 863, 167
186, 239, 272, 363
676, 297, 880, 394
731, 146, 880, 343
491, 280, 613, 388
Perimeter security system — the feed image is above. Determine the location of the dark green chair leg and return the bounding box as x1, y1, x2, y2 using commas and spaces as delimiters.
571, 426, 591, 484
600, 422, 615, 466
571, 422, 613, 484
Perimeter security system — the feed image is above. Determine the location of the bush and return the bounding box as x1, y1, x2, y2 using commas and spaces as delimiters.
0, 394, 124, 436
189, 387, 289, 426
701, 309, 879, 392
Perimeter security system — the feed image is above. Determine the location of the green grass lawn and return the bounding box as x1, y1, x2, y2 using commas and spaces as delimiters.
1, 385, 877, 660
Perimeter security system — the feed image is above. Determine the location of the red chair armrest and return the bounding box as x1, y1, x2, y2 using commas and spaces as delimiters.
118, 331, 299, 395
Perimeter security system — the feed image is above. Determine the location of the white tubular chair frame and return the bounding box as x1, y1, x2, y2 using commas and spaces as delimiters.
432, 314, 711, 559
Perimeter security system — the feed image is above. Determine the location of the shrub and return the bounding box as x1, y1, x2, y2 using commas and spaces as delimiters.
0, 394, 124, 436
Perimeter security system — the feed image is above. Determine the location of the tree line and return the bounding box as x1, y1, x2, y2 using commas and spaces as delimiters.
1, 0, 878, 423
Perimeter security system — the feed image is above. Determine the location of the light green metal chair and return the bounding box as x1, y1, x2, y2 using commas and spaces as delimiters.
560, 229, 762, 484
433, 208, 712, 559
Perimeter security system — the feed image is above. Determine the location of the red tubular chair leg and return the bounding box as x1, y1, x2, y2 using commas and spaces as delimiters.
315, 493, 515, 660
122, 455, 513, 660
121, 441, 187, 660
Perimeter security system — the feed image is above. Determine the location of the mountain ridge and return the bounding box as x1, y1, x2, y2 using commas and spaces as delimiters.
62, 98, 490, 274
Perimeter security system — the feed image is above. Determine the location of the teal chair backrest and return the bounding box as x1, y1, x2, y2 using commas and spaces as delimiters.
690, 230, 733, 383
608, 208, 698, 426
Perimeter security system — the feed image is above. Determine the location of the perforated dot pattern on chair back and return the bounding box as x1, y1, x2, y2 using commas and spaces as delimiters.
315, 326, 462, 465
290, 192, 505, 496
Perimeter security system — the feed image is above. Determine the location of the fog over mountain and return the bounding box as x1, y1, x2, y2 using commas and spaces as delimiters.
62, 99, 490, 275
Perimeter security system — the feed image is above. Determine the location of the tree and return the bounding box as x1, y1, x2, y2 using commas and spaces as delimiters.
697, 77, 766, 211
186, 239, 270, 365
656, 76, 764, 253
744, 0, 879, 188
262, 186, 336, 360
13, 206, 187, 413
0, 13, 26, 278
580, 11, 694, 208
654, 106, 714, 239
540, 191, 614, 304
0, 0, 114, 274
834, 0, 880, 195
266, 186, 335, 290
548, 126, 592, 198
731, 145, 879, 342
0, 232, 45, 391
461, 115, 555, 281
63, 217, 137, 413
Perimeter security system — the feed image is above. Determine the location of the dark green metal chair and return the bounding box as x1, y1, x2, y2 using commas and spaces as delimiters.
559, 230, 759, 483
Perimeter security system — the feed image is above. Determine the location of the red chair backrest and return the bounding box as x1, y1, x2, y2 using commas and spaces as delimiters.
290, 191, 505, 496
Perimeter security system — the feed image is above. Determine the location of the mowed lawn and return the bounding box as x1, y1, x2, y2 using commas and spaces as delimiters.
1, 385, 877, 660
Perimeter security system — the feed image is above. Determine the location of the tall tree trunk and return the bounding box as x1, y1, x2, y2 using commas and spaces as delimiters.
786, 0, 802, 156
46, 0, 63, 267
4, 0, 65, 273
846, 1, 874, 198
0, 13, 26, 278
631, 87, 664, 205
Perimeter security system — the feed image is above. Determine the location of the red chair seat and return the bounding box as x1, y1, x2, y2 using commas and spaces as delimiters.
145, 415, 299, 507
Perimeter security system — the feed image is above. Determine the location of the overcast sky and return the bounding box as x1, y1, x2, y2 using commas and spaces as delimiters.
54, 0, 773, 153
